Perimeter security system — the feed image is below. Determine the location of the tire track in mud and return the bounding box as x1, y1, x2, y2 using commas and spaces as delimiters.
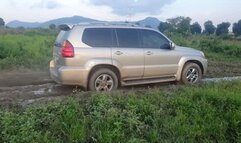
0, 76, 241, 106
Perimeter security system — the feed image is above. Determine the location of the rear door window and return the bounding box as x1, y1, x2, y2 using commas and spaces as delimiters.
141, 29, 170, 49
115, 28, 141, 48
82, 28, 113, 47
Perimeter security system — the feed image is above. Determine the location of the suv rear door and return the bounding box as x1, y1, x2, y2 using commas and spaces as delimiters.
112, 28, 144, 80
53, 30, 70, 68
141, 29, 181, 78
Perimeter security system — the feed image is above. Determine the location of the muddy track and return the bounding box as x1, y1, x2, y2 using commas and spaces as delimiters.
1, 76, 241, 107
0, 68, 241, 106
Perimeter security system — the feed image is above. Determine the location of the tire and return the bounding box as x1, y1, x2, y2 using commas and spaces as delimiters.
88, 68, 118, 91
181, 63, 202, 85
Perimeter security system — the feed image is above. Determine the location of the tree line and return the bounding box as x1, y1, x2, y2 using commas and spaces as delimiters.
1, 16, 241, 36
158, 16, 241, 36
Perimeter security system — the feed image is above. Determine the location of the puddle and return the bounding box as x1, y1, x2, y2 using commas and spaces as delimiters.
203, 76, 241, 83
1, 76, 241, 106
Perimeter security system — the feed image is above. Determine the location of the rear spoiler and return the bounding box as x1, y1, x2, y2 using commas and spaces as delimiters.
58, 24, 75, 31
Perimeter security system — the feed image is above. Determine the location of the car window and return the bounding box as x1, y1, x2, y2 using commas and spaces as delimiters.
116, 28, 141, 48
82, 28, 113, 47
141, 29, 170, 49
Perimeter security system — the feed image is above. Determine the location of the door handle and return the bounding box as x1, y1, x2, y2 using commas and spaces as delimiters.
146, 51, 153, 55
115, 51, 123, 55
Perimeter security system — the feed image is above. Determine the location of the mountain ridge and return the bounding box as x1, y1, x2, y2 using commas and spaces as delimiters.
7, 16, 161, 29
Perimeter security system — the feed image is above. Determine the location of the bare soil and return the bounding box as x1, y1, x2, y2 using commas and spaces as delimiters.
0, 69, 52, 87
207, 61, 241, 78
0, 61, 241, 107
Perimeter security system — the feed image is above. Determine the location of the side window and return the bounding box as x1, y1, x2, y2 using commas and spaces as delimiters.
116, 28, 141, 48
82, 28, 113, 47
141, 29, 170, 49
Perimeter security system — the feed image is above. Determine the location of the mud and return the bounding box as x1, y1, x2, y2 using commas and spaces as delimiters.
0, 69, 53, 87
0, 66, 241, 106
207, 61, 241, 78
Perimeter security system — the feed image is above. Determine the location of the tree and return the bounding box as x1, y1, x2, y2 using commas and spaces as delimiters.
191, 22, 202, 34
216, 22, 230, 36
49, 24, 56, 30
203, 20, 216, 35
158, 22, 171, 32
177, 17, 192, 34
0, 18, 5, 27
233, 20, 241, 36
166, 16, 192, 34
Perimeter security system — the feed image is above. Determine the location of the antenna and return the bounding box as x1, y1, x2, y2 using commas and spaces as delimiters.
126, 3, 134, 22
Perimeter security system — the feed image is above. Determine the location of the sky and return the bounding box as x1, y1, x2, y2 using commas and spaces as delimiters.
0, 0, 241, 26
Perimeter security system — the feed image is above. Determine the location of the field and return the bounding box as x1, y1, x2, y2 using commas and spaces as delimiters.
0, 29, 56, 69
0, 29, 241, 77
0, 28, 241, 142
1, 81, 241, 142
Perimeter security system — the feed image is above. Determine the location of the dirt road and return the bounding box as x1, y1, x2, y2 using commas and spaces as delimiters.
1, 63, 241, 107
0, 70, 75, 106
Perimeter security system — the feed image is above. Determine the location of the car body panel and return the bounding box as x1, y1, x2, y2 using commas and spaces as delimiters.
112, 48, 145, 80
143, 48, 181, 78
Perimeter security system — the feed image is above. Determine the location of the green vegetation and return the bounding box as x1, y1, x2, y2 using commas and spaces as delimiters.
0, 29, 56, 69
0, 28, 240, 70
159, 16, 241, 36
216, 22, 231, 36
203, 20, 216, 35
167, 33, 241, 61
0, 17, 4, 27
233, 20, 241, 36
0, 81, 241, 142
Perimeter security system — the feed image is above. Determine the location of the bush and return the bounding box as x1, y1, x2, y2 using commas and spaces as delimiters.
0, 31, 55, 69
1, 81, 241, 142
165, 32, 241, 61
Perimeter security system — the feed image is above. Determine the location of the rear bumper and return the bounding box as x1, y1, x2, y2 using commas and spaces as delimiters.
49, 60, 89, 89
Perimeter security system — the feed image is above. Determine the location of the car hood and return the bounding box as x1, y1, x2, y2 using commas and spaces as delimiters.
175, 45, 204, 57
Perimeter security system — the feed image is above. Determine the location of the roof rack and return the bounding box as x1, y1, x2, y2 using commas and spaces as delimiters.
77, 22, 140, 27
59, 22, 142, 31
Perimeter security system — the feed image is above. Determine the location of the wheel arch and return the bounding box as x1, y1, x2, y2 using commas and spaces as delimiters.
184, 60, 204, 75
176, 57, 205, 81
87, 64, 121, 87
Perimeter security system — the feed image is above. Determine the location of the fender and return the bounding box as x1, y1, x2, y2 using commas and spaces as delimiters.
176, 56, 208, 81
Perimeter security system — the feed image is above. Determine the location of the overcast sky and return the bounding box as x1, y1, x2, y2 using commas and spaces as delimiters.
0, 0, 241, 25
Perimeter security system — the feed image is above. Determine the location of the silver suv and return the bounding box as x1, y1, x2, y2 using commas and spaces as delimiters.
50, 23, 208, 91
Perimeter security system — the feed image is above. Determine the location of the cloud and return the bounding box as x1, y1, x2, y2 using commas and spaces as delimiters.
31, 0, 62, 9
89, 0, 175, 15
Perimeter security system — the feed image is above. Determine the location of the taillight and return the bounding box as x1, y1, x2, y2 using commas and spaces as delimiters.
62, 40, 74, 58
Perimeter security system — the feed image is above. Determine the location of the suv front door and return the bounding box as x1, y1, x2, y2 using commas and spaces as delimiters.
141, 29, 181, 78
112, 28, 144, 80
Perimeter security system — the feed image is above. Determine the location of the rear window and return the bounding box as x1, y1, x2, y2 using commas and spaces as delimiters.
55, 31, 70, 44
82, 28, 113, 47
116, 28, 141, 48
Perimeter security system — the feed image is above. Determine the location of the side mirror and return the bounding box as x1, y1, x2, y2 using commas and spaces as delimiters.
170, 42, 175, 50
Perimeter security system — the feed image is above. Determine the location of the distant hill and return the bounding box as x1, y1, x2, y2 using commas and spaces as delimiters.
7, 16, 99, 28
7, 20, 41, 28
137, 17, 161, 29
41, 16, 99, 28
7, 16, 161, 29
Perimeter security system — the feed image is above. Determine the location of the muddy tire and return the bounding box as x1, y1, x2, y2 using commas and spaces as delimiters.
181, 63, 202, 85
88, 69, 118, 91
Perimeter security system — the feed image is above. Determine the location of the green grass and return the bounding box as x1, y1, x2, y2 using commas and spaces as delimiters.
167, 33, 241, 61
1, 81, 241, 142
0, 29, 56, 70
0, 29, 241, 70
